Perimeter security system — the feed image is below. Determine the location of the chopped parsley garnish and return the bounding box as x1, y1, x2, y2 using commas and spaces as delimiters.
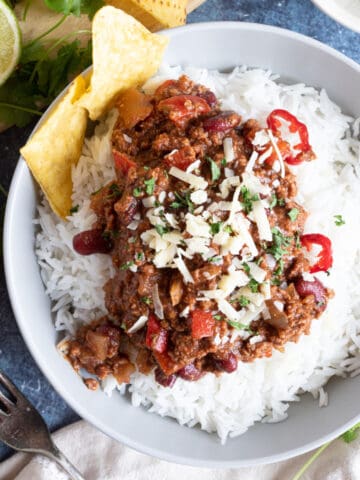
226, 319, 254, 333
240, 186, 260, 214
221, 158, 227, 166
155, 224, 170, 236
342, 423, 360, 443
133, 187, 142, 197
136, 252, 145, 261
267, 227, 291, 260
210, 222, 222, 235
270, 194, 286, 209
141, 296, 152, 305
287, 208, 299, 222
271, 277, 281, 286
242, 262, 250, 274
213, 314, 222, 321
69, 205, 79, 214
249, 278, 259, 293
208, 256, 222, 263
224, 225, 233, 234
273, 258, 284, 277
144, 178, 156, 195
334, 214, 345, 226
171, 191, 194, 213
206, 156, 221, 181
120, 261, 135, 270
294, 232, 301, 249
107, 183, 121, 199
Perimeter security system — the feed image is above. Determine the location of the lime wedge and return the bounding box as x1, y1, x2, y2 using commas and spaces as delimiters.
0, 0, 21, 85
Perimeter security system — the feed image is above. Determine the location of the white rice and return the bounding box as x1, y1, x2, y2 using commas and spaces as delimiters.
35, 65, 360, 443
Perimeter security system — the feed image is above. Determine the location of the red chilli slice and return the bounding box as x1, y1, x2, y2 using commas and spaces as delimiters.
301, 233, 333, 273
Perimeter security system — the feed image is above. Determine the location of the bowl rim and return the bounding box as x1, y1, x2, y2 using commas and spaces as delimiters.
310, 0, 360, 34
4, 20, 360, 468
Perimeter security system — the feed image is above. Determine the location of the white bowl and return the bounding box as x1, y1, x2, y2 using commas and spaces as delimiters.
4, 22, 360, 467
311, 0, 360, 33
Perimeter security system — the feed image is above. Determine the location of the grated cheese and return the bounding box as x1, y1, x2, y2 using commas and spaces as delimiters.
174, 253, 194, 284
127, 315, 148, 334
268, 128, 285, 178
219, 176, 241, 199
223, 137, 235, 162
248, 262, 267, 283
169, 166, 208, 190
152, 284, 164, 319
245, 151, 259, 173
185, 213, 211, 238
252, 200, 273, 241
190, 190, 208, 205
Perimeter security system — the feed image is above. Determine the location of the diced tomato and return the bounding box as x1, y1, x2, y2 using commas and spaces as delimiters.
145, 314, 168, 353
190, 309, 215, 340
153, 351, 178, 376
112, 150, 136, 175
157, 95, 211, 128
154, 79, 177, 96
301, 233, 333, 273
164, 147, 195, 171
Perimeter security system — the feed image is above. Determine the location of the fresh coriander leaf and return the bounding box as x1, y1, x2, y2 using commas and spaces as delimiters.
267, 227, 291, 260
269, 193, 278, 209
136, 252, 145, 261
294, 232, 301, 249
208, 256, 222, 264
288, 208, 299, 222
210, 222, 222, 235
249, 278, 259, 293
271, 277, 281, 286
224, 225, 233, 234
170, 201, 181, 209
240, 185, 260, 214
206, 156, 221, 181
44, 0, 103, 18
273, 258, 284, 277
334, 214, 345, 226
144, 177, 156, 195
120, 261, 135, 271
342, 423, 360, 443
107, 183, 121, 199
133, 187, 142, 197
141, 296, 152, 305
221, 158, 227, 166
155, 225, 170, 236
242, 262, 250, 274
20, 42, 47, 64
69, 205, 79, 214
278, 198, 285, 207
173, 191, 194, 213
226, 319, 254, 332
213, 314, 222, 321
238, 296, 250, 307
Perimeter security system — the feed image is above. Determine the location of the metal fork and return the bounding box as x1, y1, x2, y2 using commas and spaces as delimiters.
0, 371, 85, 480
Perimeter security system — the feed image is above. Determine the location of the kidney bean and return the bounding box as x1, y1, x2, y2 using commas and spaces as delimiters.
294, 277, 327, 310
177, 363, 205, 381
214, 353, 238, 373
203, 111, 241, 133
198, 90, 217, 108
154, 368, 177, 388
73, 229, 113, 255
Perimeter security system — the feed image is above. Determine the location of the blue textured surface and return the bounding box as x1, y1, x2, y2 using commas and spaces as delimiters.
0, 0, 359, 462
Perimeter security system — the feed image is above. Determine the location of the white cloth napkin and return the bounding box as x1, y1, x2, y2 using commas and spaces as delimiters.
0, 420, 359, 480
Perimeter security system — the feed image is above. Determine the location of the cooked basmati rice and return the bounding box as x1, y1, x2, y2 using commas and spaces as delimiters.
35, 65, 360, 443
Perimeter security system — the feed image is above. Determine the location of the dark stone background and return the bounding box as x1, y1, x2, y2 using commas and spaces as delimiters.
0, 0, 359, 461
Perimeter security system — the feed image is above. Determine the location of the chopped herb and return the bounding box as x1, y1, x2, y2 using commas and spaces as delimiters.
273, 258, 284, 277
269, 193, 278, 209
133, 187, 142, 197
154, 200, 161, 208
210, 222, 222, 235
238, 296, 250, 307
240, 185, 260, 214
342, 423, 360, 443
334, 214, 345, 226
136, 252, 145, 261
242, 262, 250, 274
213, 314, 222, 321
249, 278, 259, 293
208, 256, 222, 263
288, 208, 299, 222
226, 319, 254, 333
221, 158, 227, 166
271, 277, 281, 286
294, 232, 301, 249
91, 186, 103, 196
120, 323, 127, 330
155, 224, 170, 236
144, 177, 156, 195
141, 296, 152, 305
267, 227, 291, 260
107, 183, 122, 199
171, 191, 194, 213
120, 261, 135, 270
69, 205, 79, 214
224, 225, 233, 234
143, 166, 150, 171
206, 156, 221, 181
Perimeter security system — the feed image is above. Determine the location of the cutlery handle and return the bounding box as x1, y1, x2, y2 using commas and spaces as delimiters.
44, 444, 86, 480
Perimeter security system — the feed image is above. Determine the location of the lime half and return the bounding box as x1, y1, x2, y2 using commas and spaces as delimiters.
0, 0, 21, 85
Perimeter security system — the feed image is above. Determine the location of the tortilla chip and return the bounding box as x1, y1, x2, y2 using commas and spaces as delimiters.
104, 0, 187, 31
20, 76, 88, 219
77, 6, 169, 121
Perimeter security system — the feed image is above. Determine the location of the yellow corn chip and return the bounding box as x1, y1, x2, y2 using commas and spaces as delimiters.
104, 0, 187, 31
77, 6, 169, 121
20, 76, 88, 219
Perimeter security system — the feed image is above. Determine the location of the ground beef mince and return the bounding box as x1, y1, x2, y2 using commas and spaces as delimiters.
68, 75, 333, 389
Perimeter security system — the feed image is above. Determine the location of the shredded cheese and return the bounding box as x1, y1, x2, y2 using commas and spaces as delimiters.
252, 200, 273, 241
267, 128, 285, 178
127, 315, 148, 334
169, 166, 208, 190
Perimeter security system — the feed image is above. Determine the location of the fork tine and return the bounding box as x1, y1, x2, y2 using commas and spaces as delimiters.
0, 371, 25, 404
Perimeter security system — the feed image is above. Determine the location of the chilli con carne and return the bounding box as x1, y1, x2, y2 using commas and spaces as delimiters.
67, 75, 333, 390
